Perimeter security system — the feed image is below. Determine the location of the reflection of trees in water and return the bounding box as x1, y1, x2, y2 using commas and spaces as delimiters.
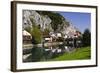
24, 38, 82, 62
31, 47, 45, 62
30, 44, 74, 62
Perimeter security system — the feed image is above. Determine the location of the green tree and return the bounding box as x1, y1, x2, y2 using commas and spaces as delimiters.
25, 14, 43, 44
31, 25, 42, 44
82, 29, 91, 47
25, 25, 42, 44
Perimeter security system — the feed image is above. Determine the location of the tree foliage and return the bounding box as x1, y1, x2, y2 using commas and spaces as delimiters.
25, 25, 42, 44
31, 25, 42, 44
82, 29, 91, 47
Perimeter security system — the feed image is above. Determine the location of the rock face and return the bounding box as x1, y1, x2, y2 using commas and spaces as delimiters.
23, 10, 33, 29
23, 10, 52, 31
62, 24, 80, 37
23, 10, 81, 37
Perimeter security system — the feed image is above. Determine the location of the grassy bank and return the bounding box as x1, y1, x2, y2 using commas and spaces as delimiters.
53, 46, 91, 61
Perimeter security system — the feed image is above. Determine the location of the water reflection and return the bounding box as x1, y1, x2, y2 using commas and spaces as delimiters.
23, 43, 75, 62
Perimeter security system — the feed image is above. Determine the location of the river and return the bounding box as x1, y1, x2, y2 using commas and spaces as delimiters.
23, 42, 76, 62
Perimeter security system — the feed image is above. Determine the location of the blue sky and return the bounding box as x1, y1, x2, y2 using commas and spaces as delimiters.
59, 12, 91, 33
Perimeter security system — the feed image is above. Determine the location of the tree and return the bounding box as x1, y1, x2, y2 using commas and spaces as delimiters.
24, 14, 43, 44
82, 29, 91, 47
25, 25, 42, 44
31, 25, 42, 44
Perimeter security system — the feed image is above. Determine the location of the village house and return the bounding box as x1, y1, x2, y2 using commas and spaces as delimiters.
23, 30, 32, 44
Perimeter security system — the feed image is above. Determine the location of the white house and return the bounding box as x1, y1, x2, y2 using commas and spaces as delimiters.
56, 33, 62, 37
23, 30, 32, 44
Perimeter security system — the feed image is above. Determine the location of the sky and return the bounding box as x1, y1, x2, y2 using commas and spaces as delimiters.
59, 12, 91, 33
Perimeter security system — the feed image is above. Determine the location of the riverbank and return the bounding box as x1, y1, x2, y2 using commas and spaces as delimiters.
53, 46, 91, 61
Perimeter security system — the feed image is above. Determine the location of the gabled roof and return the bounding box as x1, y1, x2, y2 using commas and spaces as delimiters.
23, 30, 31, 36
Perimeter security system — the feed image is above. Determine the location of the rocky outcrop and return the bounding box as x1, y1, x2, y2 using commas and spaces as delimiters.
62, 24, 80, 37
23, 10, 81, 37
23, 10, 52, 31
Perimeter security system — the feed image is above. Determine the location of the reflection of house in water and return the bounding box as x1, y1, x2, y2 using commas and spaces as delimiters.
64, 30, 82, 48
23, 30, 32, 44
